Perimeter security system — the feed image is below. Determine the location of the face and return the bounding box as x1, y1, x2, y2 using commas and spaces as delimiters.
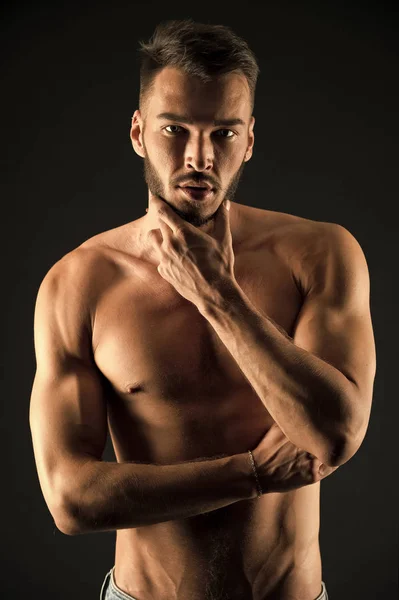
130, 66, 255, 228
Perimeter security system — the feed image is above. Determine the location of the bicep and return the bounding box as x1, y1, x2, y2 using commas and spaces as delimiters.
29, 258, 108, 525
293, 224, 376, 432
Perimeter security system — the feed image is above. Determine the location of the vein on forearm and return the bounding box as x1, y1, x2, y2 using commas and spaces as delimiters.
200, 283, 351, 462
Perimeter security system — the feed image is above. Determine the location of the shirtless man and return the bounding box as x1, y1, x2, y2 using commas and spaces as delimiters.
29, 19, 376, 600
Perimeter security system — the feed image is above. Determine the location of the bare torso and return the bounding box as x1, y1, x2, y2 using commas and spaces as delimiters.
82, 202, 325, 600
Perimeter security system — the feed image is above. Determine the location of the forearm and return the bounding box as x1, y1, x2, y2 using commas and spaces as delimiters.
199, 281, 353, 465
60, 452, 256, 535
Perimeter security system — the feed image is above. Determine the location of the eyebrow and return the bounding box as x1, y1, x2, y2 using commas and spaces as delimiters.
156, 112, 245, 127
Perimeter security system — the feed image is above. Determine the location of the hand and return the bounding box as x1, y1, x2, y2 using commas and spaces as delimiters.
146, 191, 236, 309
252, 423, 339, 495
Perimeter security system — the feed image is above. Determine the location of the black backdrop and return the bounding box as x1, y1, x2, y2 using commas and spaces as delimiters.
2, 1, 398, 598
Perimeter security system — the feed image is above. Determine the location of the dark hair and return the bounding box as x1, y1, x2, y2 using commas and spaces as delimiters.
137, 18, 260, 120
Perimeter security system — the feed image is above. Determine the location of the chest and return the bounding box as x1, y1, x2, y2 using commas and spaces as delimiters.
92, 245, 302, 458
94, 245, 301, 388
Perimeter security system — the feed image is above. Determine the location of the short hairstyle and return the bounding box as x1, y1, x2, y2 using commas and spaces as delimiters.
137, 18, 260, 120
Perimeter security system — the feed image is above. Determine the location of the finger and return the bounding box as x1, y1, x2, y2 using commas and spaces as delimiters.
213, 198, 232, 244
318, 463, 327, 476
157, 217, 172, 241
149, 191, 185, 234
147, 228, 163, 251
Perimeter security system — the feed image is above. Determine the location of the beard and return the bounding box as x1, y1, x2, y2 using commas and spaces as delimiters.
141, 141, 247, 228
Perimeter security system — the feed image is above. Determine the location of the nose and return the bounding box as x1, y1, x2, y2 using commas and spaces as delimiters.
184, 134, 213, 172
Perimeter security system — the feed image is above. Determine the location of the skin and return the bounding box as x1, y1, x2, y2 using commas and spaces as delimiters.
132, 66, 254, 244
118, 67, 326, 598
30, 66, 375, 600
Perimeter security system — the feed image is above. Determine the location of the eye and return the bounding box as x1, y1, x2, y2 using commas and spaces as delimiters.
163, 125, 236, 138
164, 125, 183, 134
215, 129, 235, 138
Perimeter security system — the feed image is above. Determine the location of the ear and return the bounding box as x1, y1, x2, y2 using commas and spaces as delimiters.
130, 109, 145, 158
244, 115, 255, 162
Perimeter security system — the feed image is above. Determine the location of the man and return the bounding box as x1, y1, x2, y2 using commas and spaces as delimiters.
29, 18, 376, 600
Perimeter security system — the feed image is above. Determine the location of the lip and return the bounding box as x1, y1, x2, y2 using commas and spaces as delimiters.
178, 186, 214, 200
179, 181, 213, 190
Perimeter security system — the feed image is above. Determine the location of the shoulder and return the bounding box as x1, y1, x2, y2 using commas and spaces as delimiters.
35, 244, 116, 332
239, 201, 322, 244
275, 216, 368, 297
37, 246, 105, 296
38, 218, 137, 294
276, 217, 362, 259
243, 204, 367, 294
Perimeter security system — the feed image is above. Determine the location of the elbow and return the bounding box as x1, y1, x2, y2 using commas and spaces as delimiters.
324, 444, 349, 468
52, 493, 82, 536
53, 457, 100, 535
324, 395, 369, 467
55, 513, 81, 536
325, 426, 365, 468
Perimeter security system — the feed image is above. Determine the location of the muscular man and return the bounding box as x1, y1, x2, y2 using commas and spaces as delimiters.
29, 19, 376, 600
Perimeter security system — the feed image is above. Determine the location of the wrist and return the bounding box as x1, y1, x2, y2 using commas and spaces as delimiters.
233, 452, 262, 501
247, 450, 263, 498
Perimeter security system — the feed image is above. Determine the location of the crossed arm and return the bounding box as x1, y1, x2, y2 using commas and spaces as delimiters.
29, 221, 376, 534
198, 222, 376, 467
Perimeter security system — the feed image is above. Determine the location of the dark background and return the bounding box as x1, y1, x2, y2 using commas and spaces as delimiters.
2, 0, 398, 598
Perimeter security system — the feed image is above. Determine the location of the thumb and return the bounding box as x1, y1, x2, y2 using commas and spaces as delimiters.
213, 198, 231, 243
319, 463, 327, 476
